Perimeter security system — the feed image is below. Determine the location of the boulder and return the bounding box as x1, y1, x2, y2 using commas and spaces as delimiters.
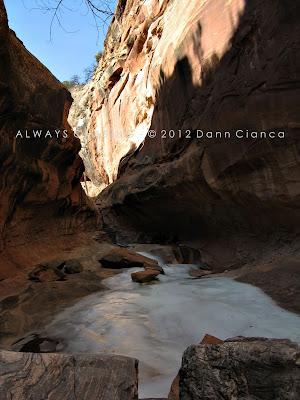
99, 248, 160, 271
147, 247, 179, 264
144, 263, 165, 275
28, 265, 65, 282
179, 337, 300, 399
168, 334, 224, 400
131, 245, 183, 264
131, 270, 160, 283
63, 259, 83, 274
0, 350, 138, 400
28, 267, 45, 282
38, 269, 63, 283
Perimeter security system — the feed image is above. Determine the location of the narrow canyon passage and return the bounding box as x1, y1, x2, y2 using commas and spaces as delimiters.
40, 254, 300, 398
1, 0, 300, 398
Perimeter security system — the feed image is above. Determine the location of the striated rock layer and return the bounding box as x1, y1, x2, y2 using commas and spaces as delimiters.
0, 0, 97, 279
0, 350, 138, 400
71, 0, 300, 235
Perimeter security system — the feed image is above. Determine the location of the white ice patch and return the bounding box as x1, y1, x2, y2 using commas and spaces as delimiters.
43, 262, 300, 398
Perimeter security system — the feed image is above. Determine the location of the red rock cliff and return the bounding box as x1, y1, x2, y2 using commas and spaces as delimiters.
0, 0, 96, 275
70, 0, 300, 247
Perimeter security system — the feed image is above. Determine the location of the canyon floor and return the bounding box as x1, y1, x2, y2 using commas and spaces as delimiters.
1, 0, 300, 398
1, 234, 299, 398
1, 236, 299, 349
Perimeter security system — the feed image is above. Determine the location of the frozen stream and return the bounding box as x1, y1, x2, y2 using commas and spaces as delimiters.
43, 255, 300, 398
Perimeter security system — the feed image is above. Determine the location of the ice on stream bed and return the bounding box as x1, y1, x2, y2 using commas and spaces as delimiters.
42, 255, 300, 398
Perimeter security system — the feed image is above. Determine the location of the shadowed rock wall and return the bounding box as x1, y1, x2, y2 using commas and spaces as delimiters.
0, 0, 96, 264
79, 0, 300, 246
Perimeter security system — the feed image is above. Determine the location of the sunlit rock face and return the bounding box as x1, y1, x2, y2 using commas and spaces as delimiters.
0, 0, 95, 263
72, 0, 300, 245
70, 0, 247, 188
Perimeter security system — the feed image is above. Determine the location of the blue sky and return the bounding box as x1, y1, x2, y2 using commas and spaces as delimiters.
4, 0, 116, 82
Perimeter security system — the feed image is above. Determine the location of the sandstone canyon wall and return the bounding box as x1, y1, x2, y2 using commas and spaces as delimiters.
71, 0, 300, 251
0, 0, 96, 278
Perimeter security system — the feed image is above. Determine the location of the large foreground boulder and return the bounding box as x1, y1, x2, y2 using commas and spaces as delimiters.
179, 337, 300, 400
168, 334, 224, 400
0, 350, 138, 400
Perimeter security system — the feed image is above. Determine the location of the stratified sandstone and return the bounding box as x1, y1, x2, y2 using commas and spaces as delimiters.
98, 0, 300, 239
0, 0, 97, 298
71, 0, 300, 233
71, 0, 300, 240
0, 350, 138, 400
0, 0, 97, 280
0, 0, 106, 351
179, 337, 300, 400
